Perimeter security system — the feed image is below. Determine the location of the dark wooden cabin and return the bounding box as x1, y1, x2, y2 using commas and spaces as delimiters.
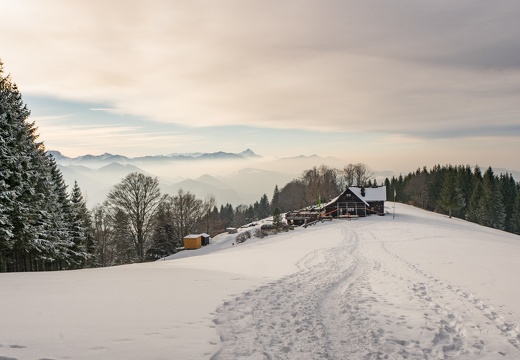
323, 186, 387, 217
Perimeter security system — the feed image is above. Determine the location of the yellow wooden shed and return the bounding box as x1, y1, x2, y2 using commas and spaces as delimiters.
183, 234, 202, 250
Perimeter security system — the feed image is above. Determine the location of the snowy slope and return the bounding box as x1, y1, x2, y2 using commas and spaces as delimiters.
1, 204, 520, 359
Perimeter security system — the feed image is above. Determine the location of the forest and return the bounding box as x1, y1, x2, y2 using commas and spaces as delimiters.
384, 165, 520, 233
2, 59, 520, 272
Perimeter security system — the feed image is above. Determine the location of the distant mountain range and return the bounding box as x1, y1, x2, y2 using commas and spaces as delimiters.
57, 163, 295, 208
51, 148, 520, 209
51, 148, 305, 207
48, 148, 261, 166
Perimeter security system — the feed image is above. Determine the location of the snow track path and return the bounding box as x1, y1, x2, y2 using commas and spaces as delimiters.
211, 212, 520, 359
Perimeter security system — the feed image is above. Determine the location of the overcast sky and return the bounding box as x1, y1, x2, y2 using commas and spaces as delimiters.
1, 1, 520, 173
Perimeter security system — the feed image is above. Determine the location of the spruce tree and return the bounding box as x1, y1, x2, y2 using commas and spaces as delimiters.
271, 185, 280, 212
477, 167, 505, 229
466, 180, 482, 223
0, 60, 57, 271
272, 207, 283, 230
511, 188, 520, 235
69, 180, 92, 267
0, 60, 38, 270
465, 166, 482, 223
0, 59, 88, 271
147, 201, 176, 260
499, 173, 517, 232
258, 194, 270, 219
438, 170, 465, 218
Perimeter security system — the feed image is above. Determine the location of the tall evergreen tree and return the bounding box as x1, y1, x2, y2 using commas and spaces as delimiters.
0, 59, 40, 271
477, 167, 505, 229
272, 207, 283, 230
499, 173, 517, 232
41, 154, 75, 270
466, 180, 482, 223
511, 188, 520, 235
258, 194, 270, 219
220, 203, 234, 227
438, 170, 465, 218
69, 180, 92, 267
271, 185, 280, 212
1, 59, 82, 271
147, 201, 177, 260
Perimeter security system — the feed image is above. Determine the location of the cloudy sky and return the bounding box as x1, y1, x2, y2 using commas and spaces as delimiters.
1, 0, 520, 173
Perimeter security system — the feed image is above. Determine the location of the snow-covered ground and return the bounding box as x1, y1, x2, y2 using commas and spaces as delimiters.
1, 203, 520, 359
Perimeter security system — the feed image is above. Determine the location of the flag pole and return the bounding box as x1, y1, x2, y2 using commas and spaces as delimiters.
393, 188, 396, 219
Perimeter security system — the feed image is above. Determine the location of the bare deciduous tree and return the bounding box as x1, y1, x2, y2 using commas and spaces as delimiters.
342, 163, 374, 188
169, 189, 206, 243
342, 163, 357, 188
105, 172, 163, 262
301, 165, 339, 205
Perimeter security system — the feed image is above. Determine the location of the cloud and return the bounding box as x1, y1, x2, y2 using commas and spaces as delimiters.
34, 117, 203, 157
2, 0, 520, 139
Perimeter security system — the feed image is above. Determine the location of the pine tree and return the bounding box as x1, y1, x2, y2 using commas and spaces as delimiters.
477, 167, 505, 229
69, 180, 92, 267
511, 188, 520, 235
0, 60, 38, 271
37, 154, 73, 270
271, 185, 280, 212
465, 166, 483, 223
499, 173, 517, 232
272, 207, 283, 230
220, 204, 234, 228
438, 170, 465, 218
453, 165, 472, 218
0, 59, 76, 271
427, 165, 445, 212
147, 201, 176, 260
466, 180, 482, 223
258, 194, 270, 219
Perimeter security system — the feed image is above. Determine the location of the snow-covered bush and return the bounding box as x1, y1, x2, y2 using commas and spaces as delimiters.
236, 231, 251, 244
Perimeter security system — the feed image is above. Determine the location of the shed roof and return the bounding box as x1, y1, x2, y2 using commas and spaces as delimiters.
184, 234, 201, 239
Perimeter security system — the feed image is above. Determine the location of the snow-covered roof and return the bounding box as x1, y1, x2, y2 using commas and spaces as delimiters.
323, 193, 341, 207
350, 186, 387, 202
323, 186, 387, 207
184, 234, 201, 239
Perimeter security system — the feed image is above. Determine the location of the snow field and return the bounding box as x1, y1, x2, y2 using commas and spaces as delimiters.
1, 203, 520, 359
211, 206, 520, 359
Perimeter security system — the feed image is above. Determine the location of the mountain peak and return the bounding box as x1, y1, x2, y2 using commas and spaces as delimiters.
48, 150, 66, 159
239, 149, 260, 158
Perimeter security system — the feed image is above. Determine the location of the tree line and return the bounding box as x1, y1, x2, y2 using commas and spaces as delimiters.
384, 165, 520, 234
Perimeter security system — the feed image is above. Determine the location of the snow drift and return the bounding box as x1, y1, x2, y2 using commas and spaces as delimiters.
1, 203, 520, 359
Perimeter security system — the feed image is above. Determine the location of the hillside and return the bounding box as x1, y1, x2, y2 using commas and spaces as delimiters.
1, 204, 520, 359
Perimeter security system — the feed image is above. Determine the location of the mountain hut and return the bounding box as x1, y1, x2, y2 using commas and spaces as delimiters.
323, 186, 387, 217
